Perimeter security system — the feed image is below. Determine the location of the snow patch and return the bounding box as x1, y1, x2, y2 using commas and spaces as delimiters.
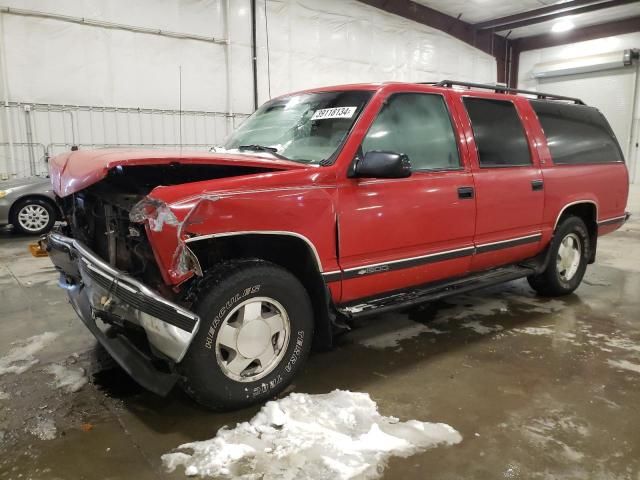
520, 411, 589, 463
602, 337, 640, 354
46, 364, 88, 393
27, 417, 57, 441
460, 320, 503, 335
513, 327, 555, 336
607, 359, 640, 374
0, 332, 59, 376
162, 390, 462, 479
0, 390, 9, 400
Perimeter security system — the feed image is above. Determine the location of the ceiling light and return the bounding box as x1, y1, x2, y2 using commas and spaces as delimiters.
551, 19, 575, 33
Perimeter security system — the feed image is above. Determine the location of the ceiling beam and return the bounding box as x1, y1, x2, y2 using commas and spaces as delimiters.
513, 15, 640, 52
358, 0, 511, 82
474, 0, 638, 31
476, 0, 602, 30
475, 0, 640, 31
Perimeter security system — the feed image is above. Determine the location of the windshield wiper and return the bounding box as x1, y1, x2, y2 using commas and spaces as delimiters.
238, 144, 291, 161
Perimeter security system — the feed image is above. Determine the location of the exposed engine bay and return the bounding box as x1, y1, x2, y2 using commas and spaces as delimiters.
56, 163, 272, 294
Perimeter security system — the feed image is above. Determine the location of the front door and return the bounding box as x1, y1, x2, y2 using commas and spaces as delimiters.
337, 91, 476, 303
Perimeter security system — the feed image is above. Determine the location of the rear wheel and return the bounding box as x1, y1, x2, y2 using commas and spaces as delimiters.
11, 198, 56, 235
527, 216, 590, 296
179, 260, 314, 411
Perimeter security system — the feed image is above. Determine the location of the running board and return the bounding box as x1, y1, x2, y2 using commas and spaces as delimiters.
337, 265, 536, 317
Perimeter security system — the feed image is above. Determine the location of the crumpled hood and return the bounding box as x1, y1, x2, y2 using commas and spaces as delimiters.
49, 148, 307, 197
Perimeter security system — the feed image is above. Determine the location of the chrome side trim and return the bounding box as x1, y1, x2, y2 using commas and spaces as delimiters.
342, 245, 475, 273
185, 230, 325, 272
337, 233, 542, 281
597, 214, 627, 226
553, 200, 598, 229
475, 233, 542, 249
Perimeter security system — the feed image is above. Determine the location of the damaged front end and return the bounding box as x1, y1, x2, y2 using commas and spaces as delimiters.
45, 161, 267, 395
46, 232, 198, 395
128, 196, 210, 280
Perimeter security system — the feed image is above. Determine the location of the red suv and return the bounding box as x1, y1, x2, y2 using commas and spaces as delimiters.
45, 80, 630, 410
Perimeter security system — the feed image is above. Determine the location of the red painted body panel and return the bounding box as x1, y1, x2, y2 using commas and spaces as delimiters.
449, 94, 545, 271
50, 148, 307, 197
49, 82, 631, 306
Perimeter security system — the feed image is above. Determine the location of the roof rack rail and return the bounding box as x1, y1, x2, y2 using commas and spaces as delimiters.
432, 80, 585, 105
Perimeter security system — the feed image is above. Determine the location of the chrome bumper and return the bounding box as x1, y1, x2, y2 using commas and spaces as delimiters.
46, 233, 200, 364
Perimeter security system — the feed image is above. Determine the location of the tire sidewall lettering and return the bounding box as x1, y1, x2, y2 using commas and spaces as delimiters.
251, 330, 305, 398
204, 284, 261, 350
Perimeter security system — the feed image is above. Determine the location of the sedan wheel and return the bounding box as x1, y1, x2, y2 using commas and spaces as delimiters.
11, 198, 57, 235
17, 204, 50, 233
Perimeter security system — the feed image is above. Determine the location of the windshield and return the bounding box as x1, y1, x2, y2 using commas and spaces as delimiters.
224, 90, 373, 164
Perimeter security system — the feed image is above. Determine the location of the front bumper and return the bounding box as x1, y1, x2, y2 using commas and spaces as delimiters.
45, 232, 200, 396
0, 197, 11, 224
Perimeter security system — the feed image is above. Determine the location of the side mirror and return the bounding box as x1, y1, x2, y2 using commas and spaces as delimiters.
351, 151, 412, 179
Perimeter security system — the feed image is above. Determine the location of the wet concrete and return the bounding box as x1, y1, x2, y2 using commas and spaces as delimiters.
1, 186, 639, 480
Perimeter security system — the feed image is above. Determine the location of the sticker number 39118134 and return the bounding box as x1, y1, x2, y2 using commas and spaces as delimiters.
310, 106, 357, 120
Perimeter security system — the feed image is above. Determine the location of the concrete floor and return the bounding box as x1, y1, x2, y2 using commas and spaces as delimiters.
1, 186, 639, 480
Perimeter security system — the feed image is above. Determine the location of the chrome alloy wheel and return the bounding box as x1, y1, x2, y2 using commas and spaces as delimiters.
215, 297, 291, 382
556, 233, 581, 282
17, 204, 50, 233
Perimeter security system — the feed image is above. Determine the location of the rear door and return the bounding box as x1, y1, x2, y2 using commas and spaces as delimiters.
337, 89, 476, 303
453, 95, 545, 271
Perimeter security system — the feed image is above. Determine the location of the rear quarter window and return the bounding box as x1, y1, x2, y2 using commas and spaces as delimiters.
531, 100, 624, 165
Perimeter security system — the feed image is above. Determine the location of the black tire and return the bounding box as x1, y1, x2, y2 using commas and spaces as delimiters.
179, 260, 314, 411
11, 197, 57, 235
527, 216, 590, 296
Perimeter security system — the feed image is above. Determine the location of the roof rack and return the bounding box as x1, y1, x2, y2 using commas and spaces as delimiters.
431, 80, 585, 105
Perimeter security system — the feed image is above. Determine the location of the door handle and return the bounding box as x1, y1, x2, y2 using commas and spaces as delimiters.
531, 179, 544, 191
458, 186, 474, 199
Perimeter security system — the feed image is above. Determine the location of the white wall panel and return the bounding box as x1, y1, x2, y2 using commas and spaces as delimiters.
1, 0, 227, 39
254, 0, 496, 104
3, 15, 229, 111
0, 0, 496, 178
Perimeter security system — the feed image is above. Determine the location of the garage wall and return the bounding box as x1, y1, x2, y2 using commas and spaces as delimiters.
0, 0, 496, 179
518, 32, 640, 184
253, 0, 497, 103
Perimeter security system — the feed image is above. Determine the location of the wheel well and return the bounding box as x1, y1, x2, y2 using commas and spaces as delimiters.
557, 203, 598, 263
9, 195, 60, 222
187, 234, 336, 350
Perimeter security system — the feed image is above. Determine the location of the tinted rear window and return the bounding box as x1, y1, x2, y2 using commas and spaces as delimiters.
463, 97, 531, 167
531, 101, 624, 164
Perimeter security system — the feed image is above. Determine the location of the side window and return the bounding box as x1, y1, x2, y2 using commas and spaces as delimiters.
531, 100, 624, 164
362, 93, 460, 171
463, 97, 532, 167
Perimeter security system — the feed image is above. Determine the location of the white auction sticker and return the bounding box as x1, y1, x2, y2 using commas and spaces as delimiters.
311, 106, 357, 120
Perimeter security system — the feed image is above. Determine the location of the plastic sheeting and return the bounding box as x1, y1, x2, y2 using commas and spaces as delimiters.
0, 0, 497, 178
255, 0, 496, 104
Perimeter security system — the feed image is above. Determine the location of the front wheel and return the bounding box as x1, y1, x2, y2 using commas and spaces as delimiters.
179, 260, 314, 411
527, 216, 590, 296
